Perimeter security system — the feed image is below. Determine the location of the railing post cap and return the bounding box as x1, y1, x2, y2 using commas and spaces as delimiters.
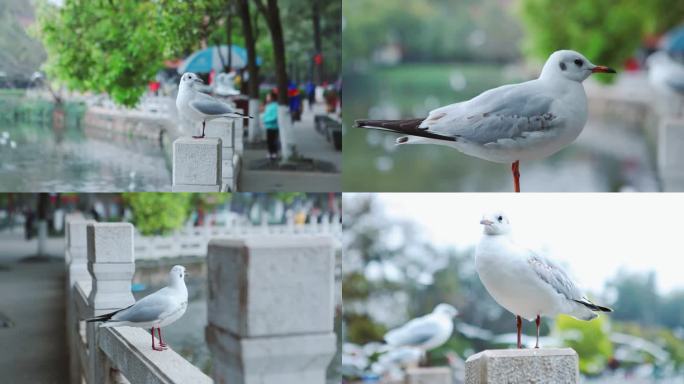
87, 222, 135, 264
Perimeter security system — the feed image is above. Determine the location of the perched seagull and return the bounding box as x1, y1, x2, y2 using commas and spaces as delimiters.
86, 265, 188, 351
475, 212, 612, 349
384, 303, 458, 354
176, 72, 251, 138
355, 50, 616, 192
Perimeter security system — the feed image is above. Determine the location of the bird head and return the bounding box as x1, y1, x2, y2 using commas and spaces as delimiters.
434, 303, 459, 318
480, 211, 512, 235
179, 72, 204, 89
169, 265, 187, 284
541, 50, 616, 83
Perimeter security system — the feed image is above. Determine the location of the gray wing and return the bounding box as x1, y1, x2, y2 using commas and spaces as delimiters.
527, 253, 583, 301
384, 316, 440, 347
665, 77, 684, 94
111, 289, 177, 323
189, 98, 236, 116
421, 81, 560, 144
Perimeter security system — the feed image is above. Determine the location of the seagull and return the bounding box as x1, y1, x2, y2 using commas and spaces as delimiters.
384, 303, 458, 354
648, 51, 684, 99
355, 50, 616, 192
176, 72, 251, 139
474, 212, 612, 349
86, 265, 188, 351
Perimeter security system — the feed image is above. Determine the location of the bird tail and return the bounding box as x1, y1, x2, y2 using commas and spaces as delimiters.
84, 304, 131, 323
572, 299, 613, 313
355, 118, 457, 143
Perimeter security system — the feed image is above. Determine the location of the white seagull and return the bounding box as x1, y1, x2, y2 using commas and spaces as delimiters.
86, 265, 189, 351
176, 72, 251, 138
474, 212, 611, 348
384, 303, 458, 354
355, 50, 616, 192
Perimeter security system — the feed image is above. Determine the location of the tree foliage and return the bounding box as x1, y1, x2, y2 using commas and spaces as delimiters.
555, 314, 613, 375
37, 0, 163, 106
122, 193, 193, 235
519, 0, 683, 82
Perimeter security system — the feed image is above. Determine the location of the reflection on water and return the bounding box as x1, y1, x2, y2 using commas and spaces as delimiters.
343, 64, 659, 192
0, 106, 171, 192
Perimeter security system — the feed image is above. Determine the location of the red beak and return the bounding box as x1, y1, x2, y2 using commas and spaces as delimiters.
591, 65, 616, 74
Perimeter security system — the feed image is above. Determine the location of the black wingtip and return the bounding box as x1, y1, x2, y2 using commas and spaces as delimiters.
354, 119, 367, 128
573, 299, 613, 312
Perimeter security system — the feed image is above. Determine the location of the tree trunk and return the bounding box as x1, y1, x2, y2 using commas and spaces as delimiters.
37, 193, 49, 257
237, 0, 262, 141
225, 5, 233, 71
258, 0, 294, 160
312, 0, 323, 84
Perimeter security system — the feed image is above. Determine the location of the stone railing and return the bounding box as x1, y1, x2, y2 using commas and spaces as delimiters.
65, 213, 337, 384
465, 348, 579, 384
172, 111, 245, 192
134, 216, 342, 260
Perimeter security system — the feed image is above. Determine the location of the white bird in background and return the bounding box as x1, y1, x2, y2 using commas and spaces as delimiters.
176, 72, 251, 138
384, 303, 458, 354
474, 212, 612, 349
355, 50, 617, 192
86, 265, 188, 351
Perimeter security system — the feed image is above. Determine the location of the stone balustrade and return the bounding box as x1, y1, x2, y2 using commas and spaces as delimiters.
172, 137, 223, 192
465, 348, 579, 384
65, 215, 338, 384
206, 235, 337, 383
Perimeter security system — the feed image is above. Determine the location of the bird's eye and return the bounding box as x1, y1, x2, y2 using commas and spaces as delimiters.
574, 59, 583, 67
497, 216, 503, 222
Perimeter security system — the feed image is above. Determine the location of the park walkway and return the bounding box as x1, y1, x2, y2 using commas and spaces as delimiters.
0, 231, 67, 384
241, 102, 341, 192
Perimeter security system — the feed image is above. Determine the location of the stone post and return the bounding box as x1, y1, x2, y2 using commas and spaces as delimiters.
172, 137, 222, 192
465, 348, 579, 384
205, 119, 238, 191
65, 213, 92, 384
86, 223, 136, 384
205, 235, 337, 384
658, 118, 684, 191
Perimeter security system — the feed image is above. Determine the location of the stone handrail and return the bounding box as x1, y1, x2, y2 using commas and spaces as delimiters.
65, 213, 338, 384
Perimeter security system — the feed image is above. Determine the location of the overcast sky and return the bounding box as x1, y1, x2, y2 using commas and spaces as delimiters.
359, 193, 684, 294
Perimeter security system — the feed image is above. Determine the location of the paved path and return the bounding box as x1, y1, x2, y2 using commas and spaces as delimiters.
241, 102, 341, 192
0, 231, 67, 384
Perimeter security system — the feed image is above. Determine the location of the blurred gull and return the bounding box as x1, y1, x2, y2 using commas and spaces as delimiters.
384, 303, 458, 354
475, 212, 612, 349
648, 51, 684, 98
176, 72, 251, 138
356, 50, 616, 192
86, 265, 188, 351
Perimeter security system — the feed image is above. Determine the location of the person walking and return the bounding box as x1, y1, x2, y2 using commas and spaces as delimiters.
262, 91, 280, 160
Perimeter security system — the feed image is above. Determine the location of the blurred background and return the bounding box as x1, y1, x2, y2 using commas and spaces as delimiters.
342, 193, 684, 383
0, 192, 342, 383
0, 0, 342, 191
342, 0, 684, 191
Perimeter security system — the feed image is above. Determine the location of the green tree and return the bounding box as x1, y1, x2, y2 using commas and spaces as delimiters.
555, 314, 613, 375
37, 0, 163, 106
519, 0, 680, 82
123, 193, 193, 235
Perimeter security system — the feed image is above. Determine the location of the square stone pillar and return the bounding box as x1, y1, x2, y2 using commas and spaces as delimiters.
465, 348, 579, 384
206, 235, 337, 384
658, 119, 684, 191
172, 137, 222, 192
86, 222, 136, 384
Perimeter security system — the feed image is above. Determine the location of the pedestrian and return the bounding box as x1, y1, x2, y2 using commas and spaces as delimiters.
262, 91, 280, 160
306, 80, 316, 109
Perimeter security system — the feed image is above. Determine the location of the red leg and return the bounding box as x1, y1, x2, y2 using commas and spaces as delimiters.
151, 327, 164, 351
535, 315, 541, 349
516, 315, 523, 349
158, 327, 168, 349
512, 161, 521, 193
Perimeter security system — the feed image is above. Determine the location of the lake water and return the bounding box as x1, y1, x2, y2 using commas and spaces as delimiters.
0, 108, 171, 192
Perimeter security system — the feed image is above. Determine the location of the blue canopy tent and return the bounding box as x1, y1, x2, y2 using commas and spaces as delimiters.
178, 45, 262, 74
